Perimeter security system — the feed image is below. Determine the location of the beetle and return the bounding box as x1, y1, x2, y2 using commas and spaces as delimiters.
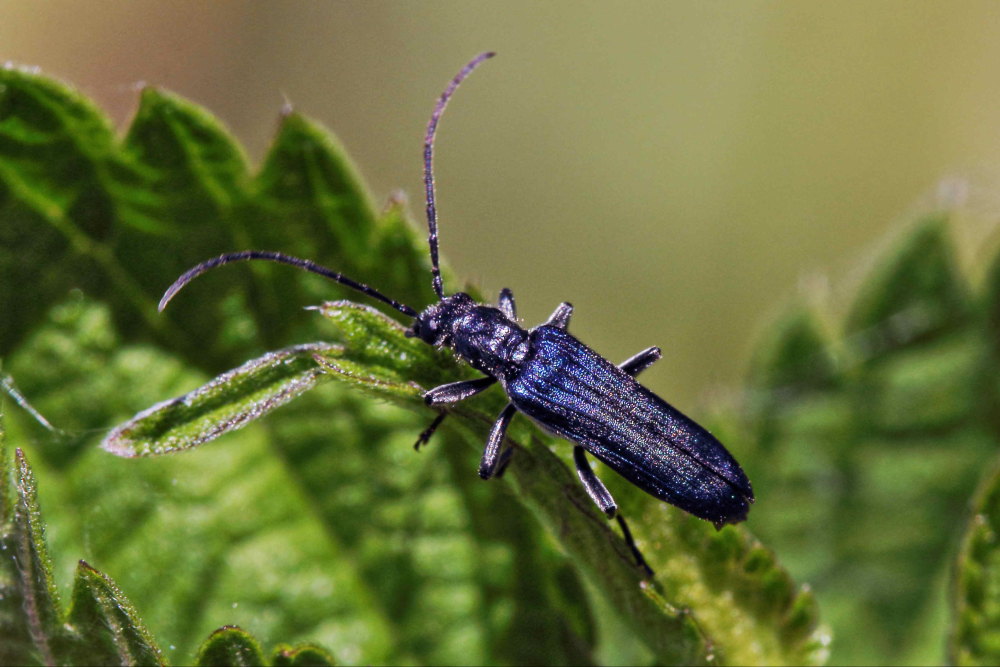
159, 52, 754, 574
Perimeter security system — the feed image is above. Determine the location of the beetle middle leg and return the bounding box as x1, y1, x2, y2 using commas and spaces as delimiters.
493, 441, 516, 479
479, 402, 518, 479
498, 287, 516, 319
545, 302, 573, 329
573, 445, 655, 577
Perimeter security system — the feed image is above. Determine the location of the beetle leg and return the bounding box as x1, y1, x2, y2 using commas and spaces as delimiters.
498, 287, 517, 320
494, 442, 516, 478
619, 346, 662, 377
413, 412, 447, 451
479, 402, 518, 479
545, 302, 573, 329
418, 377, 497, 449
615, 515, 654, 577
574, 447, 654, 576
573, 446, 617, 516
424, 376, 496, 406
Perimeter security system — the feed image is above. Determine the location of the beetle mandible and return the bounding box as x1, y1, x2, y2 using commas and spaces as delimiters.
159, 52, 754, 574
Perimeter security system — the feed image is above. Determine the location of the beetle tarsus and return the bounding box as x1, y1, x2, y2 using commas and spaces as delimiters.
414, 412, 447, 451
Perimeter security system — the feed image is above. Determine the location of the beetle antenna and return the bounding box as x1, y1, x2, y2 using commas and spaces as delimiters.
424, 51, 495, 299
158, 251, 418, 317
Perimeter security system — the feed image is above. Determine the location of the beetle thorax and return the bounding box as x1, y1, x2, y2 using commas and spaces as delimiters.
407, 292, 529, 378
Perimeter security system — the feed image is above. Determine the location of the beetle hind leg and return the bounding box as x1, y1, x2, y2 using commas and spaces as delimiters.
615, 515, 654, 577
619, 346, 662, 377
573, 446, 655, 577
573, 446, 617, 516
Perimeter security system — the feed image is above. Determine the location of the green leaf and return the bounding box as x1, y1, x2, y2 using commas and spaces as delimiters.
253, 112, 377, 265
845, 216, 971, 355
102, 342, 337, 456
270, 643, 337, 667
0, 422, 339, 666
1, 447, 63, 665
313, 300, 463, 397
62, 561, 163, 666
0, 64, 122, 353
196, 626, 266, 667
0, 443, 163, 665
745, 215, 999, 665
951, 461, 1000, 666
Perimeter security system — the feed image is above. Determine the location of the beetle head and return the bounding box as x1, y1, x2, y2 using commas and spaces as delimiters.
406, 293, 476, 346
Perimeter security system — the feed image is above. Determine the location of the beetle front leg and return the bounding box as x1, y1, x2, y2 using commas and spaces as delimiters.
498, 287, 516, 320
417, 376, 497, 450
424, 376, 497, 406
479, 403, 518, 479
546, 302, 573, 329
413, 412, 447, 451
619, 346, 662, 377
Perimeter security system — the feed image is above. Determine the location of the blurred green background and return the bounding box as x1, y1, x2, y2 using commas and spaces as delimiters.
6, 1, 1000, 409
5, 3, 1000, 665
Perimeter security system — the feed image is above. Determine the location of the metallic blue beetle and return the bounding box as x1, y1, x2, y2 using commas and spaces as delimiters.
160, 53, 754, 574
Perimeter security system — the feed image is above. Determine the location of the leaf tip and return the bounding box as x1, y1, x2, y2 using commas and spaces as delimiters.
100, 430, 141, 458
14, 447, 35, 488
